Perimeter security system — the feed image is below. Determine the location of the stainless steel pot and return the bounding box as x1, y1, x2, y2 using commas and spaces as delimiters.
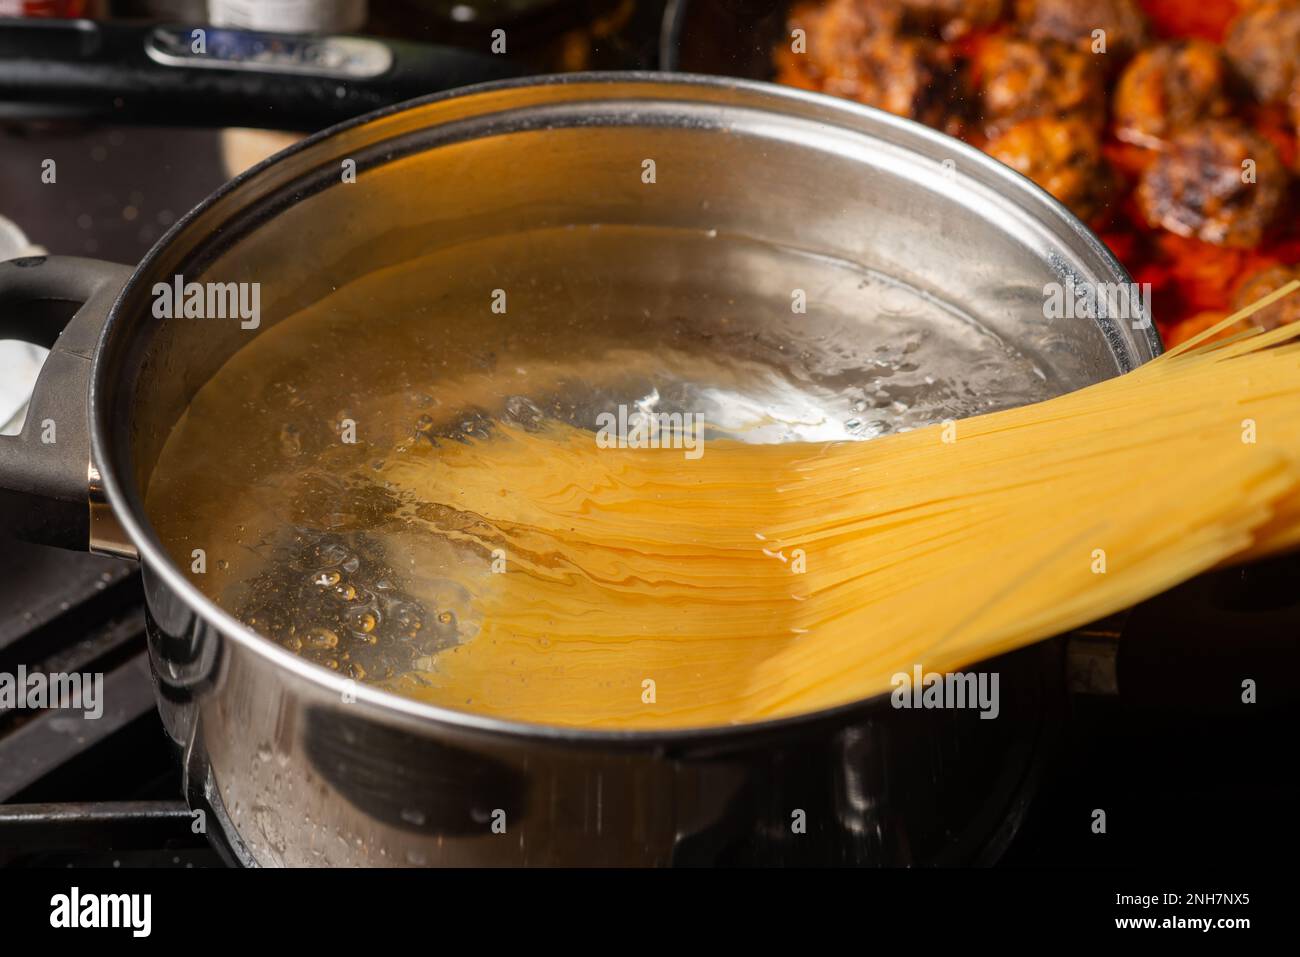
0, 74, 1159, 866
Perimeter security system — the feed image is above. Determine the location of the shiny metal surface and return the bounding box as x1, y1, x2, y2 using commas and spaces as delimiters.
144, 580, 1062, 865
84, 74, 1159, 864
88, 460, 137, 560
145, 27, 395, 79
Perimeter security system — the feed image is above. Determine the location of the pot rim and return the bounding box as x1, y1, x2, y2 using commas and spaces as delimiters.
91, 70, 1153, 744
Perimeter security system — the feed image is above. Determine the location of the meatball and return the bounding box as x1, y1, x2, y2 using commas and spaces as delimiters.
1225, 1, 1300, 104
974, 35, 1106, 135
1136, 122, 1287, 248
896, 0, 1005, 40
984, 115, 1113, 221
790, 19, 965, 132
1113, 40, 1234, 148
1015, 0, 1148, 62
783, 0, 967, 134
787, 0, 903, 82
1232, 265, 1300, 330
833, 34, 966, 135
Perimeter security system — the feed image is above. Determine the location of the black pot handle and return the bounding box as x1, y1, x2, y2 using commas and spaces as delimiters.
0, 256, 133, 551
0, 20, 521, 131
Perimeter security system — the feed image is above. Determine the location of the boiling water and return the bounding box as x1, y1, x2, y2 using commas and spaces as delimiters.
146, 225, 1058, 715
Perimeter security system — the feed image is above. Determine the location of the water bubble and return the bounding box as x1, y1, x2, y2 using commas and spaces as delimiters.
316, 542, 350, 566
349, 609, 377, 634
847, 419, 892, 438
503, 395, 544, 431
304, 627, 340, 650
391, 601, 423, 635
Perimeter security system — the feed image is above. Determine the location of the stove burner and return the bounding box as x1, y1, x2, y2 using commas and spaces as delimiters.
0, 539, 221, 867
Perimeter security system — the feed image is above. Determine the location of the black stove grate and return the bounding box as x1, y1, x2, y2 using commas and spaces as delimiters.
0, 539, 221, 867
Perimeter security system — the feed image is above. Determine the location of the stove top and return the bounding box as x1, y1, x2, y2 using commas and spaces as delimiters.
0, 538, 221, 867
0, 16, 1295, 873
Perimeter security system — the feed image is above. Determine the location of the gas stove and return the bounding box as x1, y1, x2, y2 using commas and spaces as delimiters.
0, 536, 219, 866
0, 6, 1296, 875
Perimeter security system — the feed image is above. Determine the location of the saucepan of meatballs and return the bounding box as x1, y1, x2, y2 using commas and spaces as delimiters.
663, 0, 1300, 344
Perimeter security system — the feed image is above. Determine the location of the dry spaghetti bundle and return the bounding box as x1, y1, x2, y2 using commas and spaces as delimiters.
381, 284, 1300, 729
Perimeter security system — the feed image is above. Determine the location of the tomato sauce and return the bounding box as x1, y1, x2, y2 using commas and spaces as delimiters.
1102, 1, 1298, 345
